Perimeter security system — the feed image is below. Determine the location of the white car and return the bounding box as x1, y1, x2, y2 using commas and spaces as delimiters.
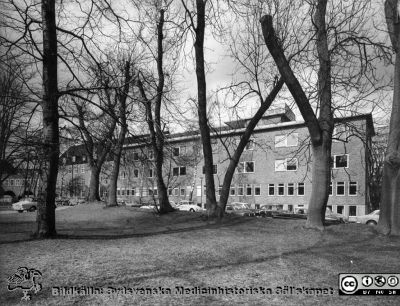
12, 198, 38, 213
356, 210, 380, 225
176, 201, 202, 212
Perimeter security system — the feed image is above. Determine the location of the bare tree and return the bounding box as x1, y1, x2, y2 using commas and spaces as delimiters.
377, 0, 400, 236
107, 59, 134, 207
181, 0, 219, 217
261, 0, 389, 229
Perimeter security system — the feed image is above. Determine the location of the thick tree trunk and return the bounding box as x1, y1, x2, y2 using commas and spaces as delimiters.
306, 142, 331, 230
36, 0, 58, 238
107, 142, 123, 207
89, 166, 101, 202
378, 0, 400, 235
194, 0, 217, 217
260, 0, 332, 230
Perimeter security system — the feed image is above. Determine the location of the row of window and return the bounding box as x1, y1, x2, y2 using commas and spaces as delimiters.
67, 164, 87, 174
114, 181, 359, 198
329, 181, 358, 196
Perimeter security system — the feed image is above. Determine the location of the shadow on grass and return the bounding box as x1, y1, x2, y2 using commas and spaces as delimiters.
0, 216, 249, 244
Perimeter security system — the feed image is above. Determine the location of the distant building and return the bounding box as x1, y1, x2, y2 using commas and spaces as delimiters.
58, 105, 375, 220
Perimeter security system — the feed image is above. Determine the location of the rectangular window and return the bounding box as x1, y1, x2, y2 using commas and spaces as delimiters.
168, 188, 173, 196
133, 169, 139, 178
298, 183, 305, 196
180, 188, 185, 196
126, 189, 130, 196
230, 186, 235, 196
148, 150, 154, 160
275, 135, 286, 148
121, 189, 125, 196
131, 188, 135, 196
148, 188, 154, 196
254, 185, 261, 196
117, 189, 120, 196
332, 154, 349, 168
275, 158, 297, 171
245, 161, 254, 173
329, 182, 333, 195
268, 184, 275, 196
142, 189, 148, 197
278, 183, 285, 196
246, 184, 252, 196
337, 205, 344, 214
336, 182, 345, 195
173, 167, 179, 176
349, 181, 357, 195
174, 188, 179, 196
133, 152, 139, 161
286, 158, 297, 171
153, 188, 158, 196
179, 167, 186, 176
173, 147, 180, 157
287, 133, 299, 147
148, 169, 153, 178
349, 206, 357, 216
275, 133, 298, 147
287, 183, 294, 196
238, 185, 244, 196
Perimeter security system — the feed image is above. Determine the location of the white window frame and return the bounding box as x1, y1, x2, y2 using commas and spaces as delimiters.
254, 184, 261, 196
349, 181, 358, 196
230, 186, 235, 196
329, 182, 333, 195
148, 169, 154, 178
332, 154, 349, 169
277, 183, 285, 196
268, 184, 275, 196
238, 161, 255, 173
238, 185, 244, 196
287, 183, 295, 196
133, 169, 139, 178
297, 182, 305, 196
275, 158, 298, 172
336, 181, 345, 196
275, 133, 298, 148
246, 184, 252, 196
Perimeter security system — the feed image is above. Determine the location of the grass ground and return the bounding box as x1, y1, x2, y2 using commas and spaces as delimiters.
0, 203, 399, 305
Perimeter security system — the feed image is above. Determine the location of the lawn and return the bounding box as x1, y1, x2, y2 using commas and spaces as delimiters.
0, 203, 399, 305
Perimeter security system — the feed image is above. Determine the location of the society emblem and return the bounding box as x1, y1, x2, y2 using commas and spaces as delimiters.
341, 276, 358, 294
374, 276, 386, 287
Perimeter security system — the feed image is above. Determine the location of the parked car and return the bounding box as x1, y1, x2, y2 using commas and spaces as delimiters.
139, 202, 159, 210
325, 208, 349, 223
176, 200, 202, 212
225, 202, 255, 217
12, 198, 38, 213
356, 210, 380, 225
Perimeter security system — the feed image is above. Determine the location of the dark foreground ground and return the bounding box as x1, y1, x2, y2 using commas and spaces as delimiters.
0, 203, 399, 305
